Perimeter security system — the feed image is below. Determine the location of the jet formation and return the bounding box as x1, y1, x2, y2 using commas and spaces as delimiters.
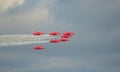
33, 32, 75, 50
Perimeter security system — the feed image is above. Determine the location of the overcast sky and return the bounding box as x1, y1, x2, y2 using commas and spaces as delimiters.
0, 0, 120, 72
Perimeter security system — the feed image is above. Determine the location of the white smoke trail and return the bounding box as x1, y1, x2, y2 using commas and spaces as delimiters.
0, 40, 49, 47
0, 34, 51, 47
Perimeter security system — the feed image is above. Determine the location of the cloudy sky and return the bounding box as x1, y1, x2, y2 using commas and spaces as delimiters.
0, 0, 120, 72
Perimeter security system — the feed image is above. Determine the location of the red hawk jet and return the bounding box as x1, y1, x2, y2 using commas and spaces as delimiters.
49, 32, 61, 36
49, 39, 61, 43
63, 32, 75, 36
33, 46, 45, 50
33, 32, 45, 36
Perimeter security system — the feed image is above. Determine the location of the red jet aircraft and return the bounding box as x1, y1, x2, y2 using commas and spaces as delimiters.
49, 39, 61, 43
63, 32, 75, 36
33, 46, 45, 50
61, 35, 72, 38
49, 32, 61, 36
33, 32, 45, 36
59, 38, 70, 42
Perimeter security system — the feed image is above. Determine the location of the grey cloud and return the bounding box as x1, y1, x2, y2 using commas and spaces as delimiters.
0, 0, 120, 72
0, 0, 25, 13
0, 0, 54, 34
